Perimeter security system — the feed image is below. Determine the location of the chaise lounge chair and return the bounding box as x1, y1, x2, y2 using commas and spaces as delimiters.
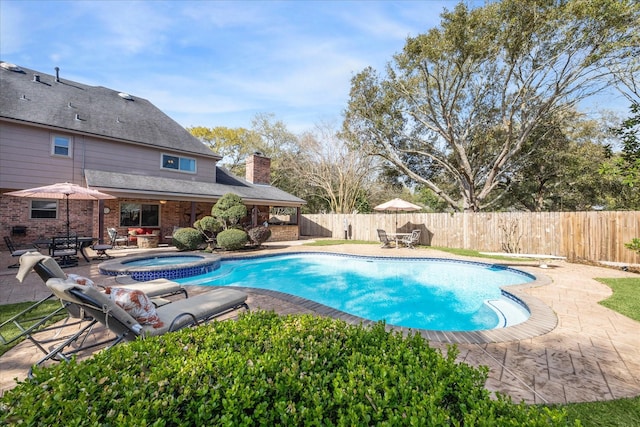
3, 236, 40, 268
34, 278, 249, 369
1, 253, 188, 356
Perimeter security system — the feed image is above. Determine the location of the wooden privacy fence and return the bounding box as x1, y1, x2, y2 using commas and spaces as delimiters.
300, 211, 640, 264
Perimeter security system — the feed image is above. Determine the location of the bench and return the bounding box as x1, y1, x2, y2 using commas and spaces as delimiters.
479, 252, 566, 268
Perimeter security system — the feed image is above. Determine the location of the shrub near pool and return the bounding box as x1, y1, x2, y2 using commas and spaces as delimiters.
0, 312, 573, 426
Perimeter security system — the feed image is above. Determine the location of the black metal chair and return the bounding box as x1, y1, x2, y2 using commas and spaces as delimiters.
49, 236, 79, 268
1, 254, 92, 355
4, 236, 39, 268
91, 243, 113, 260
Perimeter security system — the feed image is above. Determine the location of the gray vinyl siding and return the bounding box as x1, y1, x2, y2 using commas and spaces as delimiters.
0, 123, 81, 189
0, 121, 216, 190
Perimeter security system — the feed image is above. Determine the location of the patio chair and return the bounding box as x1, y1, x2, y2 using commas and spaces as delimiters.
377, 229, 394, 248
34, 278, 249, 369
91, 242, 113, 260
19, 253, 189, 302
4, 236, 39, 268
107, 228, 127, 247
400, 230, 421, 249
5, 253, 189, 354
2, 253, 97, 356
49, 236, 78, 268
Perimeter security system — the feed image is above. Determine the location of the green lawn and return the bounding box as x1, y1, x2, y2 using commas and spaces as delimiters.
304, 239, 376, 246
0, 300, 67, 356
596, 277, 640, 322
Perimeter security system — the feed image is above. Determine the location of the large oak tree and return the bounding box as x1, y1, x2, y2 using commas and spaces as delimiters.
342, 0, 639, 211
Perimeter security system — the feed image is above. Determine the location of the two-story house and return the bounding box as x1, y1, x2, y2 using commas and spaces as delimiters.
0, 61, 305, 246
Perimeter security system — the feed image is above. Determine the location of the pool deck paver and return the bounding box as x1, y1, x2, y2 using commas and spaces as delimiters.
1, 242, 639, 405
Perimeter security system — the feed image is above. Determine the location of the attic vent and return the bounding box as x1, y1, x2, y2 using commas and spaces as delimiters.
0, 62, 22, 72
33, 74, 40, 82
118, 92, 133, 100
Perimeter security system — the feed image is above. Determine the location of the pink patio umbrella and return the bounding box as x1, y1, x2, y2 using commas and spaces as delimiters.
4, 182, 116, 240
373, 198, 422, 231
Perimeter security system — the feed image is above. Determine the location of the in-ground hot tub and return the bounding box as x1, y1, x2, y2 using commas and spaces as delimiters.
99, 252, 221, 281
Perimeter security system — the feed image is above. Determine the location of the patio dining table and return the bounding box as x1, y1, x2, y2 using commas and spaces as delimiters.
33, 236, 97, 263
385, 233, 411, 249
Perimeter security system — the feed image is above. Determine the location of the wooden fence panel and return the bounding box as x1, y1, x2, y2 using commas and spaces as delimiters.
300, 211, 640, 264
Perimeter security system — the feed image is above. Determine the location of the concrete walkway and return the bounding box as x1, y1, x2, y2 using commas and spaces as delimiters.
1, 242, 639, 404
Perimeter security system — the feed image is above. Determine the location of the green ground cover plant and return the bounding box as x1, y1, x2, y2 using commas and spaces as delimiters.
0, 312, 574, 426
0, 300, 67, 357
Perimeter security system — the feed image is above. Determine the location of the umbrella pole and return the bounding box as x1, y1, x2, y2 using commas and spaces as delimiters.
66, 195, 70, 241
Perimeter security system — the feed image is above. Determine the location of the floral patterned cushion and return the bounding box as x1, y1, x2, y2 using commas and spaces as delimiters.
67, 274, 95, 287
105, 287, 164, 329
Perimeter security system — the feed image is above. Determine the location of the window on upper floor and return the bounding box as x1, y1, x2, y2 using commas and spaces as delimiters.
51, 135, 72, 157
30, 200, 58, 219
161, 153, 196, 173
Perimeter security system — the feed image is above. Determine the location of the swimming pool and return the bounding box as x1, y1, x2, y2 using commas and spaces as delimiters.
177, 253, 534, 332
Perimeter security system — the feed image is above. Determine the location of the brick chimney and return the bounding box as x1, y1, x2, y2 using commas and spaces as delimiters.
246, 152, 271, 185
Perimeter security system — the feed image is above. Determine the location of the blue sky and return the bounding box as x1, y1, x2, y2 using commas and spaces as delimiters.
1, 0, 454, 133
1, 0, 627, 134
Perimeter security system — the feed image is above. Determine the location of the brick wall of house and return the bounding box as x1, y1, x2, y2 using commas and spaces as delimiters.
100, 200, 215, 244
268, 225, 299, 241
1, 197, 95, 246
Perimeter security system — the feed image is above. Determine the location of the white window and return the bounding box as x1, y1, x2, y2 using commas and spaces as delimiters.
51, 135, 72, 157
161, 153, 196, 173
30, 200, 58, 219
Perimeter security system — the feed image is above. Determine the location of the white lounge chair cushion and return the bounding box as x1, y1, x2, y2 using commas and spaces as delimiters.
142, 288, 247, 336
45, 279, 248, 338
114, 276, 184, 298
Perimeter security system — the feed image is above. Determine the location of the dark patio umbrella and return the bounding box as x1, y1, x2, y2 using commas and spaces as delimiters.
373, 198, 422, 231
5, 182, 116, 240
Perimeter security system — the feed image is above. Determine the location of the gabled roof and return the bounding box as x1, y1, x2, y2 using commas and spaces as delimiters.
85, 168, 306, 207
0, 62, 220, 159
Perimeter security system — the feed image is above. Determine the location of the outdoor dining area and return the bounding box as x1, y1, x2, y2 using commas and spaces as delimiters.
3, 183, 117, 268
374, 198, 423, 249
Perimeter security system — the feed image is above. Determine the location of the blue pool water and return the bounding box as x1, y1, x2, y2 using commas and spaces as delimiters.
177, 253, 534, 331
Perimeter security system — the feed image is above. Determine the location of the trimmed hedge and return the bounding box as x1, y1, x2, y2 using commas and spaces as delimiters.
216, 228, 248, 250
247, 225, 272, 246
0, 312, 572, 426
172, 227, 203, 251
